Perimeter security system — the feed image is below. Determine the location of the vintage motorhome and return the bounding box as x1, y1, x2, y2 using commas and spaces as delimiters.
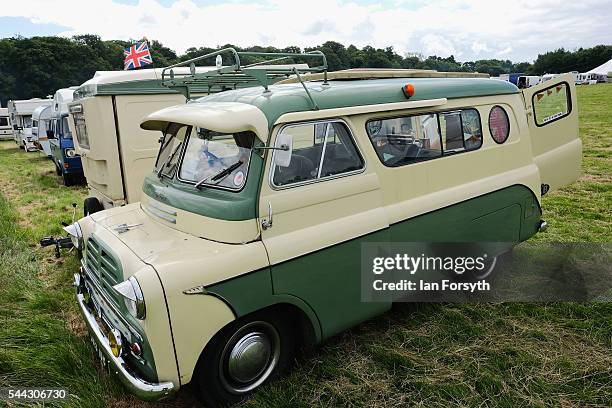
0, 107, 11, 140
7, 98, 53, 150
32, 105, 52, 156
48, 88, 82, 185
68, 63, 306, 216
67, 50, 580, 405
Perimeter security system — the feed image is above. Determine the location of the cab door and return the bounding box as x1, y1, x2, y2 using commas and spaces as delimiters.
521, 73, 581, 193
259, 119, 390, 340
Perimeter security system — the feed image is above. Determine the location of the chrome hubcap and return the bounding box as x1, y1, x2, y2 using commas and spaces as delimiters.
227, 332, 271, 383
220, 321, 280, 394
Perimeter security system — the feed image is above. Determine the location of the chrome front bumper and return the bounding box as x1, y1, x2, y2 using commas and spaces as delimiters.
74, 273, 177, 400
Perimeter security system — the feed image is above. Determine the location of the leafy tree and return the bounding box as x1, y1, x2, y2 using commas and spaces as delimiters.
0, 35, 609, 106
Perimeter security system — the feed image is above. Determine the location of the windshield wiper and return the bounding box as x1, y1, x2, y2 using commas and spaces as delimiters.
157, 141, 183, 177
195, 160, 243, 189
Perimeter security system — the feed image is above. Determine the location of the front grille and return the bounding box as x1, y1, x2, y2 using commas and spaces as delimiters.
85, 237, 123, 307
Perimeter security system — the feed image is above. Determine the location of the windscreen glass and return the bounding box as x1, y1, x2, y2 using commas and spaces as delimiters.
179, 128, 256, 191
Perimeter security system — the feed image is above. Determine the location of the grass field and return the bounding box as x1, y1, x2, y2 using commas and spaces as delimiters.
0, 84, 610, 408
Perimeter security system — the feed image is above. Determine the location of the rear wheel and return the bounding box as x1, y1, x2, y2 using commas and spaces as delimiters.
83, 197, 104, 216
62, 173, 73, 187
193, 310, 294, 407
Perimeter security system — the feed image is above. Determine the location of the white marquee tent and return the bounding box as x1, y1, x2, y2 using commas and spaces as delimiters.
587, 59, 612, 75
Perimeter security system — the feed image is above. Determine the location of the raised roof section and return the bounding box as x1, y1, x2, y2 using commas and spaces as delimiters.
196, 76, 518, 126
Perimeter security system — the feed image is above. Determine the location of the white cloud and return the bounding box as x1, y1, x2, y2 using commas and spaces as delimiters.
471, 41, 489, 54
2, 0, 611, 62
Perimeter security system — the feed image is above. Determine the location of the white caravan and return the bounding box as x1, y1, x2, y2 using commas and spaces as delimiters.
32, 105, 53, 156
7, 98, 53, 151
0, 107, 11, 140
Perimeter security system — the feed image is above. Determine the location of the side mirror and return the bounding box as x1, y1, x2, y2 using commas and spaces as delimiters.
46, 129, 55, 139
273, 132, 293, 168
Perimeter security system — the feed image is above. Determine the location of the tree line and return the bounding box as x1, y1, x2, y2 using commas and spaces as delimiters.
1, 35, 610, 106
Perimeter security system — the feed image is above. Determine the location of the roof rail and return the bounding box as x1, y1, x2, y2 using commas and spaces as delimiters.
161, 47, 328, 98
276, 68, 489, 84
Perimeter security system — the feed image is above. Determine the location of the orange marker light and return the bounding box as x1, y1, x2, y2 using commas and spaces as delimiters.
402, 83, 415, 98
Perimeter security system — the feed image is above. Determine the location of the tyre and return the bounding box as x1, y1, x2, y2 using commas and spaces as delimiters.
62, 173, 73, 187
55, 164, 61, 176
83, 197, 104, 216
193, 310, 295, 407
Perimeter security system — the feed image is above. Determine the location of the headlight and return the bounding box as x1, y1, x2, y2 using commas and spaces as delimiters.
63, 222, 83, 250
65, 148, 76, 157
113, 276, 146, 319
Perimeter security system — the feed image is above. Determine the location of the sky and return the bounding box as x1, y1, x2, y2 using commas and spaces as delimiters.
1, 0, 611, 63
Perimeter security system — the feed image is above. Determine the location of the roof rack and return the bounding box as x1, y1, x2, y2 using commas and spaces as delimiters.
161, 48, 328, 98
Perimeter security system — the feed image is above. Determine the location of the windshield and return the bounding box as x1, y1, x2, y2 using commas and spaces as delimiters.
155, 124, 256, 191
179, 128, 255, 190
61, 116, 72, 139
155, 123, 188, 178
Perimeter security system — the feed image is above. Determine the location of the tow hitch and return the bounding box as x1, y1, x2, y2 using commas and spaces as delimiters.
40, 203, 79, 258
40, 236, 74, 258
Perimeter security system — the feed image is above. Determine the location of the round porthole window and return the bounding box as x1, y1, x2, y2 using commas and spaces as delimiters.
488, 106, 510, 144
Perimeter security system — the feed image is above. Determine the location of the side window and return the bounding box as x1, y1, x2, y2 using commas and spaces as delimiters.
367, 109, 483, 167
367, 114, 441, 167
272, 120, 364, 187
439, 109, 483, 152
72, 112, 89, 148
488, 106, 510, 144
533, 82, 571, 126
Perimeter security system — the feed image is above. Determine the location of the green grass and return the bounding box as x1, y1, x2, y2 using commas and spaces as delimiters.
0, 84, 610, 408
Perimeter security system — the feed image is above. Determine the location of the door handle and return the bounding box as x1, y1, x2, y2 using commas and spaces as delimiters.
261, 202, 273, 230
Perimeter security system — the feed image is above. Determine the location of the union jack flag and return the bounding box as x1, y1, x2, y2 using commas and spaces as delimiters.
124, 41, 153, 70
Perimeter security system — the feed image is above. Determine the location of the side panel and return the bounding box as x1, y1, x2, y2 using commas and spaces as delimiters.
113, 94, 186, 204
521, 73, 581, 192
260, 121, 391, 340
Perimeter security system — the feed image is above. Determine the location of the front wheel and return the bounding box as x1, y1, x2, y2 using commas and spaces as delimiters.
193, 311, 294, 407
83, 197, 104, 216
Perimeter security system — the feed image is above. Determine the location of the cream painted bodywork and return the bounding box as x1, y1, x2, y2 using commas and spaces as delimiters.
260, 93, 542, 265
79, 213, 180, 387
82, 202, 269, 384
70, 93, 191, 208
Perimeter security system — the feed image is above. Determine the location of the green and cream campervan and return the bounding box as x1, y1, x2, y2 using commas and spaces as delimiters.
68, 49, 581, 405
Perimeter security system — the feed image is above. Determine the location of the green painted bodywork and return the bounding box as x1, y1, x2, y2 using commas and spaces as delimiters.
84, 235, 159, 382
196, 77, 520, 129
205, 184, 541, 342
142, 153, 263, 221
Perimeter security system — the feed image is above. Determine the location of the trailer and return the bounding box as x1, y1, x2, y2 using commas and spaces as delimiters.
7, 98, 53, 151
32, 105, 52, 156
